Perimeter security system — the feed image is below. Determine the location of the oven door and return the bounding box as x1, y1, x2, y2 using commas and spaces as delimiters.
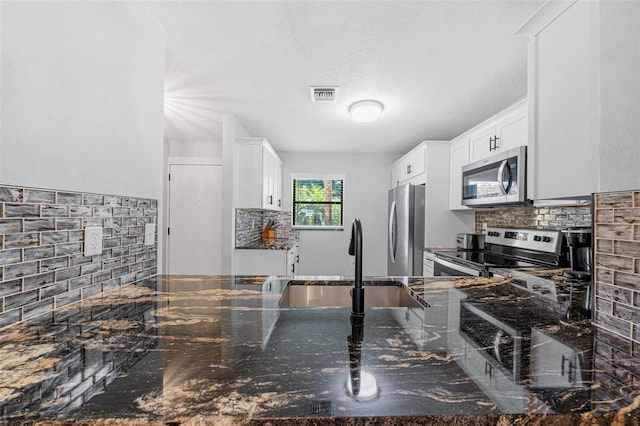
462, 146, 527, 207
433, 255, 486, 277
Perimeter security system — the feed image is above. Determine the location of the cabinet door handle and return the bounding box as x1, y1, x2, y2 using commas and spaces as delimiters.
407, 164, 412, 174
561, 355, 575, 381
268, 195, 273, 205
485, 361, 492, 379
296, 254, 299, 263
291, 263, 295, 274
489, 136, 495, 151
278, 199, 281, 207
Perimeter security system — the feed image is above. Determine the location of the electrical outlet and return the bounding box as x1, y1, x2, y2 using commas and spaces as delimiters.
84, 226, 103, 256
144, 223, 156, 246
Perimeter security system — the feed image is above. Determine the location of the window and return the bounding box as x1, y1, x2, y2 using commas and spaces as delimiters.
292, 175, 344, 229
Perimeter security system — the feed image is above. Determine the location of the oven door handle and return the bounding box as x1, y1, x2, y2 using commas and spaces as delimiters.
497, 159, 512, 195
434, 256, 482, 276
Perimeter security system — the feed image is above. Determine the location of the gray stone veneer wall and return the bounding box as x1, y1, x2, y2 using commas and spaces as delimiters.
0, 185, 157, 329
474, 205, 592, 233
594, 191, 640, 408
235, 208, 298, 247
592, 190, 640, 410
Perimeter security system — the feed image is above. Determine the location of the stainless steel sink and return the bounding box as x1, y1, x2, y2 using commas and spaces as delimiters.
278, 282, 421, 308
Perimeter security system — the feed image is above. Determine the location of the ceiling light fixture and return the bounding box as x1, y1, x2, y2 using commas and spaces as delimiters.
349, 100, 384, 123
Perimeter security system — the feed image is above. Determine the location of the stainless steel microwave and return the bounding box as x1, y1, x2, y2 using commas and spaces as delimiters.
462, 146, 528, 207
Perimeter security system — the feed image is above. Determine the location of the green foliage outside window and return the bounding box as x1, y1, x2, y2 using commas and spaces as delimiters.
293, 178, 343, 228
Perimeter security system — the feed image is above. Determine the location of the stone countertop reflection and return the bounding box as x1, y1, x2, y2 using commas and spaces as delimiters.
0, 274, 637, 425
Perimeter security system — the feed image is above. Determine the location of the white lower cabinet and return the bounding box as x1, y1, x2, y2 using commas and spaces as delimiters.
236, 244, 299, 276
529, 328, 585, 388
423, 251, 434, 277
460, 340, 528, 413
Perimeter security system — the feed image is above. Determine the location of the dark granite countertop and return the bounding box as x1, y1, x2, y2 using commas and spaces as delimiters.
0, 273, 637, 424
236, 237, 299, 250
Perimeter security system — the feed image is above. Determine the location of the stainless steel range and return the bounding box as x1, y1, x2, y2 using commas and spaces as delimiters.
433, 227, 567, 277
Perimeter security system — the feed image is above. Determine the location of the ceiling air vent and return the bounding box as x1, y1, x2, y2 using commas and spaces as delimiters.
310, 86, 338, 102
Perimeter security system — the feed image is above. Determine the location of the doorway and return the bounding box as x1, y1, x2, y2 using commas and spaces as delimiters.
167, 164, 223, 275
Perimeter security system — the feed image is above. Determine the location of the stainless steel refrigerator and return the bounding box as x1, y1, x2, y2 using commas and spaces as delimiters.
388, 183, 425, 276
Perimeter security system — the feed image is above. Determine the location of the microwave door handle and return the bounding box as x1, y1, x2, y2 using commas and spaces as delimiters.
388, 201, 397, 263
497, 159, 512, 195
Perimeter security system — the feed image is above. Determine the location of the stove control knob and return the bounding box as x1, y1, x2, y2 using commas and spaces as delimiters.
533, 235, 542, 241
542, 236, 552, 243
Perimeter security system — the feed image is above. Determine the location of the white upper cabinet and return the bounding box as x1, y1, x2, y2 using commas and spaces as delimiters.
390, 142, 427, 187
518, 0, 599, 200
235, 137, 283, 210
469, 100, 528, 163
449, 136, 469, 210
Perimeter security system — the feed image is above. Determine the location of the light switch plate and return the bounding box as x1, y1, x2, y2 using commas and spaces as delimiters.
144, 223, 156, 246
84, 226, 103, 256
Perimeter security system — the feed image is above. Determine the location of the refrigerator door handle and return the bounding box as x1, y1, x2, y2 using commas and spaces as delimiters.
388, 200, 397, 263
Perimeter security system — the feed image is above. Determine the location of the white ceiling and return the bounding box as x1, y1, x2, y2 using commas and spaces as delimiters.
146, 1, 544, 154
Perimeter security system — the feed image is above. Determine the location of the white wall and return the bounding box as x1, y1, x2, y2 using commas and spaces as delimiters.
280, 152, 400, 277
0, 2, 165, 200
599, 0, 640, 192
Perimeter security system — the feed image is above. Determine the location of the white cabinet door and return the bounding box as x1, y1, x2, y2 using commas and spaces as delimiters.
391, 162, 404, 188
236, 244, 299, 276
423, 251, 434, 277
469, 123, 497, 163
274, 158, 283, 209
236, 249, 287, 275
449, 137, 469, 210
236, 138, 283, 211
286, 244, 299, 275
390, 142, 427, 187
524, 1, 599, 200
262, 149, 274, 208
469, 102, 528, 163
495, 106, 527, 153
529, 329, 582, 388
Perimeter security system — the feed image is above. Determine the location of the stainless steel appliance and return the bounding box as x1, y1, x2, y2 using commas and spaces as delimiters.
433, 227, 567, 277
462, 146, 529, 207
561, 227, 592, 282
387, 183, 425, 276
456, 233, 485, 251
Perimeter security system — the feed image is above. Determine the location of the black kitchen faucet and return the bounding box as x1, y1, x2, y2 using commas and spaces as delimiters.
348, 217, 364, 317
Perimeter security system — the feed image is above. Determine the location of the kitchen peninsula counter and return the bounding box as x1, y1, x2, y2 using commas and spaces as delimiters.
0, 274, 637, 425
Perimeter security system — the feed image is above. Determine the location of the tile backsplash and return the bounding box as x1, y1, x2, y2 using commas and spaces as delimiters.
474, 204, 592, 232
0, 185, 157, 329
592, 190, 640, 410
235, 208, 298, 247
